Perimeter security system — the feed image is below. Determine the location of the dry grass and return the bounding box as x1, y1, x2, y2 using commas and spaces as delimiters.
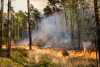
16, 45, 97, 66
0, 44, 98, 67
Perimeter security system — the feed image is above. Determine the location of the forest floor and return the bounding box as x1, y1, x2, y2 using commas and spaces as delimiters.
0, 45, 99, 67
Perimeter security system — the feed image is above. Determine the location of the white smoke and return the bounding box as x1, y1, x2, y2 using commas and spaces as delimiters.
18, 12, 71, 48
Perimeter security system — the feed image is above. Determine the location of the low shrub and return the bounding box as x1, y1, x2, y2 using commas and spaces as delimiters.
0, 57, 23, 67
11, 48, 28, 65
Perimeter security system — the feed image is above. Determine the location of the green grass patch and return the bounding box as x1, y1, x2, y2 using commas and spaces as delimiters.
11, 48, 28, 65
0, 57, 23, 67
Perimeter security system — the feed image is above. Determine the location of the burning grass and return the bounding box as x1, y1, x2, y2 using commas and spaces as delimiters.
26, 46, 98, 67
0, 45, 98, 67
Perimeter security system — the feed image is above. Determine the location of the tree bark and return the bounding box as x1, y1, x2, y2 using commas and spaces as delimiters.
27, 0, 32, 50
76, 0, 81, 49
0, 0, 4, 49
94, 0, 100, 63
7, 0, 11, 57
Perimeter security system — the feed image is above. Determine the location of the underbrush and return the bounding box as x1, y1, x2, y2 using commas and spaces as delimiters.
0, 48, 98, 67
66, 56, 97, 67
11, 48, 28, 65
0, 57, 23, 67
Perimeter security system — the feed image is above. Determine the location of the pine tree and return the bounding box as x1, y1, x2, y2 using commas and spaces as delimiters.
7, 0, 12, 57
27, 0, 32, 50
94, 0, 100, 62
0, 0, 4, 49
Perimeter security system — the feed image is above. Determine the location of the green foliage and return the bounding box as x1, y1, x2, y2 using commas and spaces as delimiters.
14, 11, 28, 40
2, 4, 41, 43
39, 56, 54, 67
43, 5, 53, 16
0, 48, 28, 67
0, 57, 23, 67
11, 48, 28, 65
29, 4, 41, 30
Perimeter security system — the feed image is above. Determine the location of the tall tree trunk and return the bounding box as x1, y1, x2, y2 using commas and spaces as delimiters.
7, 0, 11, 57
61, 2, 68, 26
0, 0, 4, 50
75, 0, 81, 49
71, 0, 81, 49
27, 0, 32, 50
94, 0, 100, 63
